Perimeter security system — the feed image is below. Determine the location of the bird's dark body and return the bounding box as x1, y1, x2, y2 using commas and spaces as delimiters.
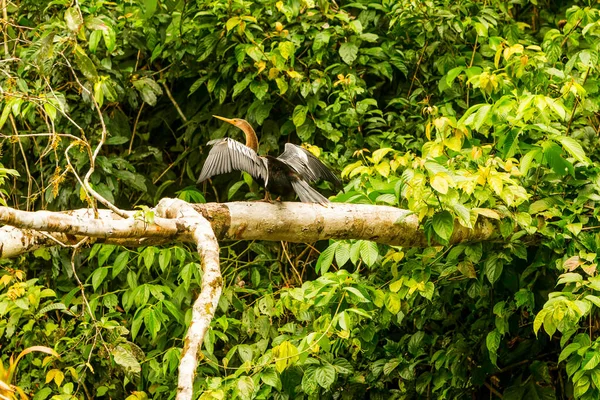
263, 156, 296, 197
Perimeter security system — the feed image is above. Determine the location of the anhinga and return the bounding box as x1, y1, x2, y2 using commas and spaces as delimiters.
197, 115, 341, 204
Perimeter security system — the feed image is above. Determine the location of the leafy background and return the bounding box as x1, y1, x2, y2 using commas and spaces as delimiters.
2, 0, 600, 399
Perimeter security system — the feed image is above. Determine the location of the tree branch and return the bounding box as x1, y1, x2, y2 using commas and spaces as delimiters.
156, 199, 221, 400
0, 201, 498, 259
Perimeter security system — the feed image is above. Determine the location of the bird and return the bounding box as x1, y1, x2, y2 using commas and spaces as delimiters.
197, 115, 341, 204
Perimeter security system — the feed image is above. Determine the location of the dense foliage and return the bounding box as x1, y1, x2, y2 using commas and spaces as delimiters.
2, 0, 600, 398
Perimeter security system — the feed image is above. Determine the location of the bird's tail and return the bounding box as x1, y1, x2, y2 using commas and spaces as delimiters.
291, 179, 329, 204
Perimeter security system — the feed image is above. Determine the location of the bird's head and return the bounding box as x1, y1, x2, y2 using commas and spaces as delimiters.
213, 115, 258, 151
213, 115, 250, 130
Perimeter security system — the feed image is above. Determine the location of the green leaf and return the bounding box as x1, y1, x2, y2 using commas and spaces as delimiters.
484, 255, 503, 285
359, 241, 378, 267
583, 351, 600, 370
112, 251, 129, 277
292, 105, 308, 127
384, 292, 401, 314
144, 309, 161, 340
158, 248, 172, 272
142, 247, 156, 270
313, 31, 330, 51
133, 77, 163, 106
315, 364, 336, 389
112, 345, 141, 373
316, 242, 336, 274
274, 341, 299, 373
236, 376, 255, 400
334, 243, 350, 267
278, 41, 295, 60
445, 67, 464, 86
486, 329, 501, 366
543, 141, 573, 177
97, 244, 116, 267
250, 80, 269, 100
408, 331, 425, 355
64, 8, 83, 32
432, 210, 454, 242
552, 136, 591, 164
260, 367, 281, 390
343, 286, 370, 303
233, 76, 253, 99
559, 343, 581, 363
339, 42, 359, 65
226, 17, 241, 32
91, 267, 109, 291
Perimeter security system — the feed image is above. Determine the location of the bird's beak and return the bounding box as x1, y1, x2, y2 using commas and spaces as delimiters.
213, 115, 236, 125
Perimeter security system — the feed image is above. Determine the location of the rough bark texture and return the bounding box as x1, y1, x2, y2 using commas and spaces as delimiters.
0, 201, 498, 259
155, 199, 222, 400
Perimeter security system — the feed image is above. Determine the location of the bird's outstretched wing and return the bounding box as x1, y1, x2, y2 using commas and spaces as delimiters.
290, 178, 329, 205
197, 138, 268, 184
277, 143, 341, 186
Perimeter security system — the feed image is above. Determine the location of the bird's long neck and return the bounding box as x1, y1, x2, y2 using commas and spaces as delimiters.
240, 122, 259, 152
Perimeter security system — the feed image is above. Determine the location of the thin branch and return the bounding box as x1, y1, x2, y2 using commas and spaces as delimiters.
128, 102, 144, 155
161, 80, 187, 122
56, 54, 130, 218
8, 115, 33, 210
1, 0, 9, 56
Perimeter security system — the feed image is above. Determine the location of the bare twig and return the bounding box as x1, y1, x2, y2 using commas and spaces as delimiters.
128, 102, 144, 155
59, 53, 130, 218
161, 80, 187, 122
8, 115, 33, 210
1, 0, 9, 56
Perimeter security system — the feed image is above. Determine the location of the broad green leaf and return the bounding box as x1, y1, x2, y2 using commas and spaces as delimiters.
97, 244, 116, 267
292, 105, 308, 127
65, 8, 83, 32
445, 67, 464, 86
559, 343, 581, 363
384, 292, 401, 314
339, 42, 358, 65
583, 351, 600, 370
91, 267, 109, 291
334, 243, 350, 267
552, 135, 591, 164
486, 329, 501, 366
313, 31, 330, 51
316, 243, 336, 274
158, 249, 172, 272
432, 210, 454, 242
236, 376, 255, 400
359, 241, 378, 267
112, 345, 141, 373
226, 17, 241, 31
232, 76, 253, 98
112, 251, 129, 278
315, 364, 336, 389
484, 255, 503, 284
278, 41, 295, 60
260, 367, 281, 390
274, 341, 299, 373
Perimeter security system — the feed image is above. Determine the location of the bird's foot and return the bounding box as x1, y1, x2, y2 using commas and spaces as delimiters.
259, 193, 274, 203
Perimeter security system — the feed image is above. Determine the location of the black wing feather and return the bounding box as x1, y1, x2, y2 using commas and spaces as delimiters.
197, 138, 267, 184
277, 143, 341, 186
290, 179, 329, 204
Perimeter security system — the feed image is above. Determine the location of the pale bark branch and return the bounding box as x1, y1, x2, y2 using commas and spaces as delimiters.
155, 198, 221, 400
0, 201, 498, 259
